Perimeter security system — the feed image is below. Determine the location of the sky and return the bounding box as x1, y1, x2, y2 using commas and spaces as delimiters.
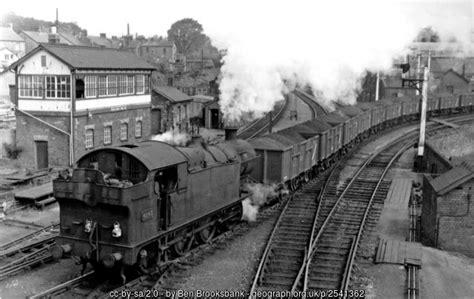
3, 0, 473, 121
3, 0, 472, 38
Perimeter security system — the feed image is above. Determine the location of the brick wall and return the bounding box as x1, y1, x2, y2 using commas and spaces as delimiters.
436, 181, 474, 257
422, 143, 453, 173
16, 112, 70, 168
73, 107, 151, 162
421, 175, 438, 246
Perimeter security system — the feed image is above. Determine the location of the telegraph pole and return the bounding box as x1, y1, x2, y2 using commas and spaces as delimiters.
416, 54, 421, 95
416, 66, 429, 171
375, 71, 380, 101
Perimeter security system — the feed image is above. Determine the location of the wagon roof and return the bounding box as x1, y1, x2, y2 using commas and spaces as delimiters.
304, 119, 332, 132
338, 105, 363, 116
249, 136, 290, 151
319, 112, 347, 126
355, 102, 375, 110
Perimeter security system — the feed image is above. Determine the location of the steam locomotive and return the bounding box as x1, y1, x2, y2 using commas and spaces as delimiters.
51, 92, 474, 281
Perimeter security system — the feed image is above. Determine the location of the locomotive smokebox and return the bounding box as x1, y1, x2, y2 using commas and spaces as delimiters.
225, 127, 238, 141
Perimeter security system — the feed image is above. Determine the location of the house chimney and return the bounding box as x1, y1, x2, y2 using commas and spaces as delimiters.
100, 33, 106, 38
127, 23, 130, 36
48, 33, 60, 44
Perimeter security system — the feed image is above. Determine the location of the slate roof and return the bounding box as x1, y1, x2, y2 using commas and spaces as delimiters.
429, 162, 474, 195
153, 86, 192, 103
21, 31, 71, 44
11, 43, 155, 70
142, 40, 174, 47
442, 69, 469, 83
0, 27, 24, 42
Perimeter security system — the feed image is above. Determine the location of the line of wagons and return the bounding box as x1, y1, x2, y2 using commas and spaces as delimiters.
249, 93, 474, 190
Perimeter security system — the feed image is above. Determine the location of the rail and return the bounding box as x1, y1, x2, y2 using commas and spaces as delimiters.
293, 88, 329, 118
248, 194, 294, 293
237, 97, 289, 140
28, 271, 95, 299
0, 223, 59, 252
340, 140, 415, 297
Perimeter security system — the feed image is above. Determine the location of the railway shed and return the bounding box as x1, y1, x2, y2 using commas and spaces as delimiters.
421, 160, 474, 257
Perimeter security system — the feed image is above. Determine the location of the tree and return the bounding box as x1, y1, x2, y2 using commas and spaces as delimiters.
416, 27, 440, 42
167, 18, 207, 56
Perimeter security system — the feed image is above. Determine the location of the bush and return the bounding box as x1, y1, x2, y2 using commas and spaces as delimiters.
3, 143, 22, 159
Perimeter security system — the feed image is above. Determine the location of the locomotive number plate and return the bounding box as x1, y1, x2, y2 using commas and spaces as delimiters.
141, 209, 153, 222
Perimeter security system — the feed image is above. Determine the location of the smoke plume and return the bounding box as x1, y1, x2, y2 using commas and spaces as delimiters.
205, 1, 473, 121
241, 183, 278, 222
151, 130, 190, 147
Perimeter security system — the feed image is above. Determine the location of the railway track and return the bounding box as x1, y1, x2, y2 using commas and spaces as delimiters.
25, 115, 474, 298
0, 223, 58, 281
237, 98, 289, 140
249, 134, 413, 295
27, 201, 286, 299
293, 88, 329, 118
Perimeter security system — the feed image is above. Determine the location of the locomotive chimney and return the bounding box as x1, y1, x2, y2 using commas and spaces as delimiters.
225, 126, 238, 141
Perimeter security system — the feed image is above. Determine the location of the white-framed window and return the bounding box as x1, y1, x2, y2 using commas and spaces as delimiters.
85, 129, 94, 149
107, 75, 117, 95
104, 126, 112, 145
136, 75, 145, 94
119, 75, 127, 95
45, 75, 70, 99
98, 76, 107, 96
127, 75, 134, 94
57, 76, 70, 98
120, 123, 128, 141
135, 120, 142, 138
85, 75, 97, 98
46, 76, 56, 98
19, 75, 43, 98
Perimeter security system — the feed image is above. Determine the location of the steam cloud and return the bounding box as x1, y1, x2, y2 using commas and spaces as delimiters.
151, 130, 190, 146
241, 183, 278, 222
206, 1, 473, 121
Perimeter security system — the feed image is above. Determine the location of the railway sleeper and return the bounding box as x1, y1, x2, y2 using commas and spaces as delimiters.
266, 261, 303, 272
273, 236, 309, 245
260, 277, 294, 289
270, 249, 305, 260
315, 247, 350, 255
308, 269, 341, 281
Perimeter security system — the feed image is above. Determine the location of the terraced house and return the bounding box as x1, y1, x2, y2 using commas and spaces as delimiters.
11, 43, 155, 169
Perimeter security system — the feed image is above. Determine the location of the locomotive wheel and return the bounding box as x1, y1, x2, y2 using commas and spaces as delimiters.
171, 231, 188, 257
196, 220, 215, 244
